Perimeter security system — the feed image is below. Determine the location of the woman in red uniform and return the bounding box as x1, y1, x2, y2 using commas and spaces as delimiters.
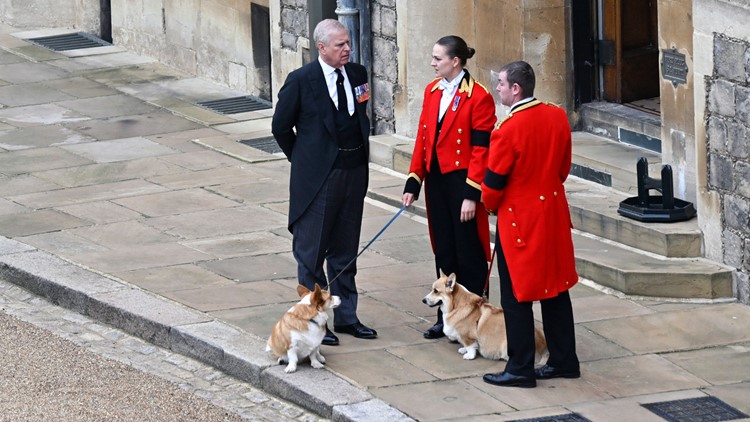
402, 35, 497, 339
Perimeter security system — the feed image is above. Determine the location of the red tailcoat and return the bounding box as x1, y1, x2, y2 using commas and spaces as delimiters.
481, 100, 578, 302
407, 73, 497, 259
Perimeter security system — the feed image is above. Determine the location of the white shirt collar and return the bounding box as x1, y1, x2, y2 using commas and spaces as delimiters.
507, 97, 535, 114
319, 56, 342, 78
440, 70, 465, 91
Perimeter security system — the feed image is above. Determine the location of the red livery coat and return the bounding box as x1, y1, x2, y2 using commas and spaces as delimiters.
481, 100, 578, 302
406, 73, 497, 259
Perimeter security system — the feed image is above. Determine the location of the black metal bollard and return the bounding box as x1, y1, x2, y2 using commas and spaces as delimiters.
618, 157, 696, 222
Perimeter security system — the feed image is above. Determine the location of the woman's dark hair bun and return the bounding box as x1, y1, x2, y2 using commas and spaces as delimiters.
467, 47, 476, 59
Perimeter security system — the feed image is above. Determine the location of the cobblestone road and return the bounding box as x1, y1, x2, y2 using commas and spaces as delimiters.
0, 278, 327, 422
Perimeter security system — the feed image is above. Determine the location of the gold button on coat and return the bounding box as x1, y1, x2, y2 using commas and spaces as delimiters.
455, 161, 460, 166
540, 196, 545, 201
458, 128, 463, 134
508, 207, 513, 212
456, 150, 461, 155
517, 238, 522, 243
457, 139, 462, 145
512, 222, 517, 227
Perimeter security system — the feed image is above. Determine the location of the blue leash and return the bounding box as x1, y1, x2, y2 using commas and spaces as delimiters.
327, 204, 407, 289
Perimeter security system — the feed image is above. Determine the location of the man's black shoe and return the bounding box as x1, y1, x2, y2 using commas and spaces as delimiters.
334, 322, 377, 339
534, 364, 580, 379
423, 322, 445, 339
322, 327, 339, 346
482, 371, 536, 388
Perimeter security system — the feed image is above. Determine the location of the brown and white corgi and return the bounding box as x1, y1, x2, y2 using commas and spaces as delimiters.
266, 284, 341, 373
422, 271, 548, 363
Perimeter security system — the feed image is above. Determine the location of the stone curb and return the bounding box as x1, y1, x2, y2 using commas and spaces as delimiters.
0, 237, 413, 421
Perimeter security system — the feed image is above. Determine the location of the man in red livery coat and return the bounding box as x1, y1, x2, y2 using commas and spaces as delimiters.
481, 61, 580, 388
402, 36, 496, 339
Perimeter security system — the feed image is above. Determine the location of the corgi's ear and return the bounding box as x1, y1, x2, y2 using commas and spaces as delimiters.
445, 273, 457, 291
297, 285, 311, 297
439, 268, 447, 278
309, 284, 323, 305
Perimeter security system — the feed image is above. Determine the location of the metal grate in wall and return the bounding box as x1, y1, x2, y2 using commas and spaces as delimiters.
27, 32, 111, 51
197, 96, 271, 115
641, 396, 748, 422
239, 136, 282, 154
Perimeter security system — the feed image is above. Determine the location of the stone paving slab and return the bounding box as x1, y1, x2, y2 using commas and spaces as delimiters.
583, 303, 750, 353
112, 264, 235, 293
34, 157, 187, 188
65, 111, 204, 141
10, 179, 168, 208
0, 124, 95, 150
0, 209, 91, 237
58, 93, 159, 118
663, 343, 750, 385
372, 379, 515, 421
0, 103, 89, 126
61, 136, 178, 163
0, 82, 77, 107
0, 60, 70, 83
41, 76, 121, 98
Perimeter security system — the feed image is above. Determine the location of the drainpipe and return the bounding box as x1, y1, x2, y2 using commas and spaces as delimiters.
336, 0, 360, 63
336, 0, 372, 124
100, 0, 112, 42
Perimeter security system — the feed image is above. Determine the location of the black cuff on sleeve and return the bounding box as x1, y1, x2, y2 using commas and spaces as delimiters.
464, 183, 482, 202
404, 177, 421, 200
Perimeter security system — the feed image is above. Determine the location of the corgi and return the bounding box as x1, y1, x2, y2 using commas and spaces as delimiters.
422, 271, 548, 363
266, 284, 341, 373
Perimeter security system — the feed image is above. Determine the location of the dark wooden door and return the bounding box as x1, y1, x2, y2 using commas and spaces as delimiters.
602, 0, 660, 103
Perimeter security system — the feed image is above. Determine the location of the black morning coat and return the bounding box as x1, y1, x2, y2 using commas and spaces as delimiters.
271, 60, 371, 231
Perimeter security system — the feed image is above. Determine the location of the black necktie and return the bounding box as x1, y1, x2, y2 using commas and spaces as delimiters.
334, 68, 348, 115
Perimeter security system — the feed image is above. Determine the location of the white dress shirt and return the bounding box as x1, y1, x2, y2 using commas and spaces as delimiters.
438, 70, 465, 121
319, 57, 354, 116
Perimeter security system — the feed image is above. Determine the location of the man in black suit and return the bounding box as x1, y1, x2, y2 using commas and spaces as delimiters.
272, 19, 376, 345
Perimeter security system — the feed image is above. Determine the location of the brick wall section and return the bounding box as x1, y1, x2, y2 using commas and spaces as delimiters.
371, 0, 398, 135
280, 0, 308, 53
707, 34, 750, 303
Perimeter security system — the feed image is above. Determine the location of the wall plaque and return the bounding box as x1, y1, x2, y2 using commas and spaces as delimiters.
661, 48, 688, 87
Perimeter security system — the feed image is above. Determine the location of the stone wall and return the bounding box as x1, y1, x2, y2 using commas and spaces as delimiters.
279, 0, 308, 54
111, 0, 271, 100
371, 0, 397, 134
695, 0, 750, 304
705, 34, 750, 303
0, 0, 100, 35
658, 0, 696, 203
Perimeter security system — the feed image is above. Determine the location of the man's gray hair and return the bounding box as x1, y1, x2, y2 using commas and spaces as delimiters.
313, 19, 348, 46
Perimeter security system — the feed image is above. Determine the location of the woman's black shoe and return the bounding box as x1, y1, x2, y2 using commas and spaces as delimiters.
423, 322, 445, 339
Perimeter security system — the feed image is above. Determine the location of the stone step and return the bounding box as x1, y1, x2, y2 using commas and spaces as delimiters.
573, 233, 733, 299
578, 101, 662, 152
565, 177, 702, 258
571, 131, 661, 194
